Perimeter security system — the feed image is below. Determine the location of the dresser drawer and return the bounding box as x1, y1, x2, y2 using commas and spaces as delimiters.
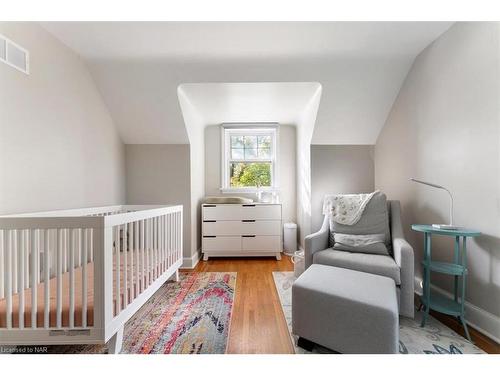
202, 236, 241, 252
240, 220, 281, 235
203, 205, 241, 221
203, 221, 241, 236
241, 235, 281, 252
240, 205, 281, 220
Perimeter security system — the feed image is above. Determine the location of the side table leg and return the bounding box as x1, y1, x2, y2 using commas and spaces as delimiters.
460, 236, 471, 342
454, 236, 460, 302
460, 316, 472, 342
421, 232, 431, 327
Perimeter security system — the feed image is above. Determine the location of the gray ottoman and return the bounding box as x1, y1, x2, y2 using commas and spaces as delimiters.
292, 264, 399, 354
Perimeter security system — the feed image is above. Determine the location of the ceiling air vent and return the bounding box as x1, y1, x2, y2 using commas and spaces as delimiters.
0, 34, 29, 74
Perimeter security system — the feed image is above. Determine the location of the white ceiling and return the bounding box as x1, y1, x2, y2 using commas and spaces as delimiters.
178, 82, 321, 125
41, 22, 453, 144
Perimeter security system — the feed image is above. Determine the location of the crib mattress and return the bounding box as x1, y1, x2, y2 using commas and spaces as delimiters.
0, 263, 95, 329
0, 257, 149, 329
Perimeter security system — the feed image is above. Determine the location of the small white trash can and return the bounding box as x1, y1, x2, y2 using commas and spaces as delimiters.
283, 222, 297, 255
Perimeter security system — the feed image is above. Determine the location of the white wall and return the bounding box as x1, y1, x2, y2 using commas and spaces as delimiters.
297, 88, 322, 245
375, 22, 500, 341
204, 124, 297, 223
178, 89, 206, 266
124, 145, 191, 259
0, 22, 125, 214
311, 145, 375, 232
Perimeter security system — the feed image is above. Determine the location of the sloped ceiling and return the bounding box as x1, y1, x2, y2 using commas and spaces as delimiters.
41, 22, 452, 144
178, 82, 322, 130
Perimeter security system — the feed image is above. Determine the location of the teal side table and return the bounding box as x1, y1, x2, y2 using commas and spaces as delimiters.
411, 224, 480, 342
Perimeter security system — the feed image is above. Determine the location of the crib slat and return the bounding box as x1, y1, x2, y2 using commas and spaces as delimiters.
135, 221, 139, 297
163, 215, 166, 272
179, 212, 182, 262
165, 215, 169, 269
174, 213, 177, 264
5, 231, 12, 329
25, 230, 30, 288
31, 229, 39, 328
82, 228, 88, 328
69, 229, 75, 328
0, 231, 4, 300
159, 217, 162, 273
155, 217, 158, 278
12, 230, 17, 295
151, 218, 154, 282
56, 229, 63, 328
123, 224, 128, 308
62, 229, 67, 274
156, 217, 159, 278
149, 218, 155, 283
141, 220, 145, 293
18, 230, 25, 329
89, 228, 94, 263
170, 214, 173, 267
129, 222, 134, 302
154, 217, 158, 279
44, 230, 50, 328
145, 219, 150, 288
115, 226, 121, 315
77, 229, 81, 268
164, 216, 167, 271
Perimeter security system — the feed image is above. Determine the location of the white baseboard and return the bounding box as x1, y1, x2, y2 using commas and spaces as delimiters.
431, 284, 500, 344
180, 250, 201, 269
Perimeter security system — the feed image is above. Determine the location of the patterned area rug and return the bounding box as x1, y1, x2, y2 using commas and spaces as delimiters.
273, 271, 484, 354
9, 272, 236, 354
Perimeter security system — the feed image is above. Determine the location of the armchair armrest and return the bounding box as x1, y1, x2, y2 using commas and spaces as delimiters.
390, 200, 415, 318
304, 215, 329, 268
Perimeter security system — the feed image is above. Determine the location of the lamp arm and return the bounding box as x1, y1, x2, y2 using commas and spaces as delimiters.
443, 187, 454, 226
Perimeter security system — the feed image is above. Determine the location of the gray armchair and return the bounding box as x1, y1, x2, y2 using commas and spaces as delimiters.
304, 200, 414, 318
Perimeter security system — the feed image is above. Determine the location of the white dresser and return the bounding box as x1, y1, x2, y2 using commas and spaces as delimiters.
202, 203, 282, 260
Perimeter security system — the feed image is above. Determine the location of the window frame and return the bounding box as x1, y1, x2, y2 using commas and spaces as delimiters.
220, 124, 279, 193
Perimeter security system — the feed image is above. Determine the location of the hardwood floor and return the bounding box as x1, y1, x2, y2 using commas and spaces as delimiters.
429, 311, 500, 354
189, 256, 294, 354
186, 257, 499, 354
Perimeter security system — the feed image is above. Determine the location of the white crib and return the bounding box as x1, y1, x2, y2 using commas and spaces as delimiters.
0, 205, 183, 353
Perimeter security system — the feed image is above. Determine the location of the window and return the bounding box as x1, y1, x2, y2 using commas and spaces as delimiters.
221, 125, 278, 192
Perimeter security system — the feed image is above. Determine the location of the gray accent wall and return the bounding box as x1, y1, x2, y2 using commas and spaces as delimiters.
311, 145, 375, 233
375, 22, 500, 341
0, 22, 125, 214
125, 144, 192, 260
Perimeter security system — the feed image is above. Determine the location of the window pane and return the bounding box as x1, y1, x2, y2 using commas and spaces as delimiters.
231, 136, 244, 148
258, 147, 271, 158
230, 162, 272, 187
258, 135, 271, 148
231, 148, 244, 159
243, 136, 257, 149
244, 147, 258, 159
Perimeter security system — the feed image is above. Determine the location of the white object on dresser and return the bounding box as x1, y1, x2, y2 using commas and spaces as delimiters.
202, 203, 282, 261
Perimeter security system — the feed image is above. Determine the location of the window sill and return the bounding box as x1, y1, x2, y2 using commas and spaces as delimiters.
219, 187, 278, 194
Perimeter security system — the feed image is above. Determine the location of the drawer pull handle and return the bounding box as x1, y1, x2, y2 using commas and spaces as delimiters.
203, 220, 216, 223
203, 235, 216, 238
204, 204, 217, 207
242, 235, 256, 238
242, 220, 255, 222
242, 204, 256, 207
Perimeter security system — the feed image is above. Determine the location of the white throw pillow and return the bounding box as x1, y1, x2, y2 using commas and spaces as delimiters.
332, 233, 389, 256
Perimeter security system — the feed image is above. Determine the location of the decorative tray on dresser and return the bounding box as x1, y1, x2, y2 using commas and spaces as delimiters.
202, 203, 282, 260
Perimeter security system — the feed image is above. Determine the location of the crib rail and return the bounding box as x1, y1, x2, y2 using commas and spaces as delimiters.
107, 207, 183, 317
0, 205, 183, 345
0, 217, 101, 331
